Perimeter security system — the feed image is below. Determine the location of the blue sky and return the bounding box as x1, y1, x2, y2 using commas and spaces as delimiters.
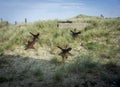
0, 0, 120, 23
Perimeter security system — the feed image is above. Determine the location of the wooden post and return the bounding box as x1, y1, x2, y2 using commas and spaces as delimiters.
25, 18, 27, 23
1, 18, 3, 22
15, 21, 17, 25
100, 14, 104, 18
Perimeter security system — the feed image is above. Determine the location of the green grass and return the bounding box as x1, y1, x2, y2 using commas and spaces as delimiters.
64, 53, 100, 74
53, 67, 64, 82
100, 60, 120, 86
0, 17, 120, 54
31, 67, 44, 81
0, 57, 10, 68
0, 77, 13, 83
83, 42, 106, 51
54, 69, 63, 82
50, 56, 61, 64
0, 15, 120, 87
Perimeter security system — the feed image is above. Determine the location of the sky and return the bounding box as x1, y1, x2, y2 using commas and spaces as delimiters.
0, 0, 120, 23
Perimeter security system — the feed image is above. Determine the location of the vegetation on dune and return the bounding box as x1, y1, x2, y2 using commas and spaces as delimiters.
0, 14, 120, 87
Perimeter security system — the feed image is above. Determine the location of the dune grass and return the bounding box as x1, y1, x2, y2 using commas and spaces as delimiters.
0, 15, 120, 87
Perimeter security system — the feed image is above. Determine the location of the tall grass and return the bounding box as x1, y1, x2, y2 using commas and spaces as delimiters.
65, 53, 100, 74
0, 15, 120, 87
0, 17, 120, 53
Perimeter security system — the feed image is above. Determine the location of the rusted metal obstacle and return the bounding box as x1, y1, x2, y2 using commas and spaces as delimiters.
30, 32, 39, 40
57, 45, 72, 61
71, 28, 81, 39
25, 32, 40, 50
